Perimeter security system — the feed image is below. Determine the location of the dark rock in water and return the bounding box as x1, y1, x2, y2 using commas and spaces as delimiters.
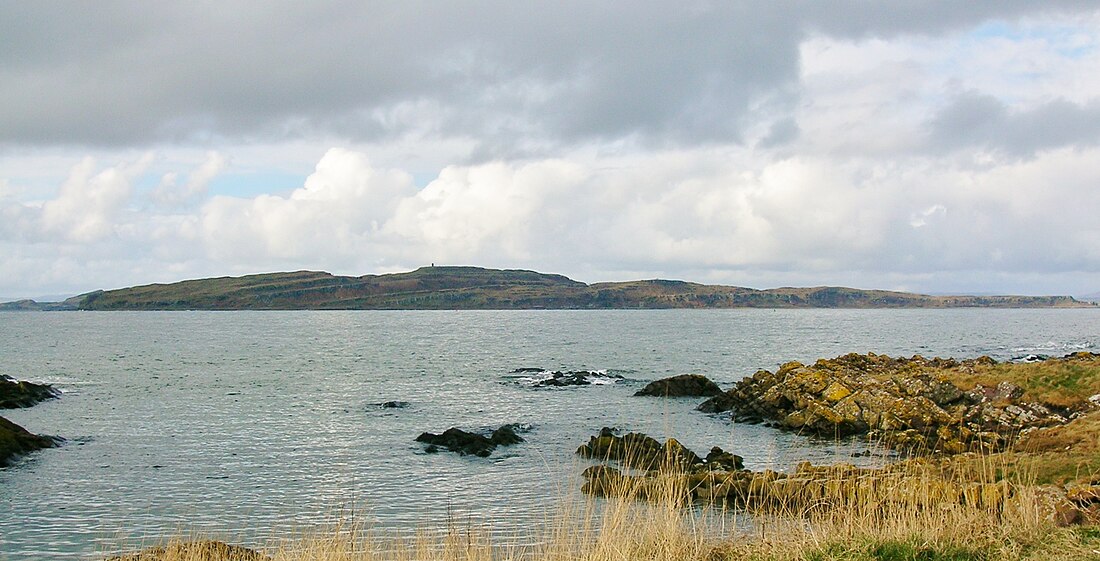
0, 415, 62, 467
105, 540, 270, 560
635, 374, 722, 397
0, 375, 61, 409
704, 446, 744, 471
490, 424, 524, 446
416, 424, 524, 457
576, 429, 706, 471
377, 401, 409, 409
510, 367, 546, 373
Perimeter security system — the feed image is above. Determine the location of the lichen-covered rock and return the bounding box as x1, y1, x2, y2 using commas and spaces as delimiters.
0, 375, 61, 409
0, 415, 61, 467
634, 374, 722, 397
697, 352, 1085, 454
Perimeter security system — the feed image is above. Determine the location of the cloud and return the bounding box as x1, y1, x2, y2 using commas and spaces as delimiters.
39, 155, 150, 243
1, 2, 1094, 156
910, 204, 947, 228
151, 151, 228, 207
927, 92, 1100, 156
199, 148, 416, 265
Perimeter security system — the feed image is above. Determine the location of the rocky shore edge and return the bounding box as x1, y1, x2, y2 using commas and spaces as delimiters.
0, 374, 63, 467
576, 351, 1100, 527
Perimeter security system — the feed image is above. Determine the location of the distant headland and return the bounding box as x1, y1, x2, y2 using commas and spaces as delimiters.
2, 266, 1093, 311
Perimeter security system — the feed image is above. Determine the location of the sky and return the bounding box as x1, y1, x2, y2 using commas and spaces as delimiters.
2, 2, 1100, 299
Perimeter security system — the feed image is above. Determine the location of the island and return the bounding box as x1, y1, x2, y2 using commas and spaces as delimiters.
1, 266, 1092, 311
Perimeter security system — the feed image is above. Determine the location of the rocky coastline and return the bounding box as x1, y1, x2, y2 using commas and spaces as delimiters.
572, 352, 1100, 526
697, 352, 1096, 453
0, 374, 63, 466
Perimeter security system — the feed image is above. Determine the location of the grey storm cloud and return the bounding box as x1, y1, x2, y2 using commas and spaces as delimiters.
928, 92, 1100, 157
1, 0, 1094, 153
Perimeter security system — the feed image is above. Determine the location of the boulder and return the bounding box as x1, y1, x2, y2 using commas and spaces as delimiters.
704, 446, 744, 471
1, 415, 61, 467
490, 424, 524, 446
576, 429, 735, 472
416, 424, 524, 457
0, 375, 61, 409
634, 374, 722, 397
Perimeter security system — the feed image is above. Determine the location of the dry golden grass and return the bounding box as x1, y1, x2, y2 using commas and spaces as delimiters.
946, 353, 1100, 409
109, 456, 1100, 561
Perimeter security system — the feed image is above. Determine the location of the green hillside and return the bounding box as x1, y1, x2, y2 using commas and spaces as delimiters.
53, 266, 1093, 310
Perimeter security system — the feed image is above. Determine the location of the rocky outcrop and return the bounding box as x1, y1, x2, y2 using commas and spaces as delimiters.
634, 374, 722, 397
581, 458, 1015, 513
0, 416, 61, 467
698, 352, 1086, 453
105, 540, 269, 560
416, 424, 525, 457
0, 374, 61, 409
575, 428, 742, 473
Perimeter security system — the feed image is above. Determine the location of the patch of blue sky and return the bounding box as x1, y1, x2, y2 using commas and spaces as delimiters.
969, 19, 1095, 59
205, 171, 307, 198
411, 171, 440, 188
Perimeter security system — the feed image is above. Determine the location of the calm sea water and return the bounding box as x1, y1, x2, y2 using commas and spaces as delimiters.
1, 309, 1097, 560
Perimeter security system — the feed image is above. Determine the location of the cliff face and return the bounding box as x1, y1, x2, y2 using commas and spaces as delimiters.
64, 266, 1095, 310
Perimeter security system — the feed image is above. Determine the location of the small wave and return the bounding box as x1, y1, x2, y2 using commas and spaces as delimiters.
504, 368, 625, 388
1010, 340, 1094, 353
1011, 354, 1049, 363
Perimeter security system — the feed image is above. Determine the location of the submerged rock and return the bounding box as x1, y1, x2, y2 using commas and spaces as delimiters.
0, 415, 61, 467
416, 424, 525, 457
104, 540, 269, 560
376, 401, 409, 409
0, 375, 61, 409
634, 374, 722, 397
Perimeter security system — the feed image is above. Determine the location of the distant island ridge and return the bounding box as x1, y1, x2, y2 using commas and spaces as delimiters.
1, 266, 1094, 311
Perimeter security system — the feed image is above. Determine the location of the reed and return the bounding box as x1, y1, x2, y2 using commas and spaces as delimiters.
112, 450, 1100, 561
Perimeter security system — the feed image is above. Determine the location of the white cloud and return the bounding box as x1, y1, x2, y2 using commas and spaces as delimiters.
152, 151, 227, 207
39, 155, 150, 243
910, 204, 947, 228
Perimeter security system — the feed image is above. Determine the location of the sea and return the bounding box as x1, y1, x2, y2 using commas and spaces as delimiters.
0, 309, 1097, 560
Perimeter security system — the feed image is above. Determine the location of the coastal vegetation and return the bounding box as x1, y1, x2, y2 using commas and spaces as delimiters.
3, 266, 1090, 310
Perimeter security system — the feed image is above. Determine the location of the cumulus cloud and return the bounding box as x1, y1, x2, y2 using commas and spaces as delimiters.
39, 155, 150, 243
199, 148, 416, 265
152, 151, 227, 207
